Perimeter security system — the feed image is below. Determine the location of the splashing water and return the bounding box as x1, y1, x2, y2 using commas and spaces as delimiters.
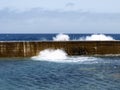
32, 49, 67, 62
79, 34, 115, 41
53, 33, 115, 41
31, 49, 97, 63
53, 33, 70, 41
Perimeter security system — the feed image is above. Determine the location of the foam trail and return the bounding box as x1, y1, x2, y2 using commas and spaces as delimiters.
53, 33, 70, 41
79, 34, 115, 41
31, 49, 97, 63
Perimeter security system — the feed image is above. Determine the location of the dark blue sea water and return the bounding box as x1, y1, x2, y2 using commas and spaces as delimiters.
0, 33, 119, 41
0, 34, 120, 90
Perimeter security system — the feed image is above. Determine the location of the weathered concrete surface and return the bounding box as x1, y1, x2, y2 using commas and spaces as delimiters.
0, 41, 120, 57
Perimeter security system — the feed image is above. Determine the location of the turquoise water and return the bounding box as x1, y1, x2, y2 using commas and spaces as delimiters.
0, 56, 119, 90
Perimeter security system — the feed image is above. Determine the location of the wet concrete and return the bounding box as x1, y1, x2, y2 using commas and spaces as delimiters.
0, 41, 120, 57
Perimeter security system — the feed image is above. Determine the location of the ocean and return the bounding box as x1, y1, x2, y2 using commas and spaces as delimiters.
0, 34, 120, 90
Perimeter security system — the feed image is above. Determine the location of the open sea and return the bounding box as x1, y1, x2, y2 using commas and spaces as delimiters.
0, 34, 120, 90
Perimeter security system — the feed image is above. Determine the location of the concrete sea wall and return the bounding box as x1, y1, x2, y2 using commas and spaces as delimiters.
0, 41, 120, 57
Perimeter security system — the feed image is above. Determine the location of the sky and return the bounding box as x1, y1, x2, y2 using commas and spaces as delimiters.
0, 0, 120, 33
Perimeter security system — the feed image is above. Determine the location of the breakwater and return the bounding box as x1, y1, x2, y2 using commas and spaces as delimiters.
0, 41, 120, 57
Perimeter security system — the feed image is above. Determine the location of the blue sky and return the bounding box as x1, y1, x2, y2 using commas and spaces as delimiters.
0, 0, 120, 33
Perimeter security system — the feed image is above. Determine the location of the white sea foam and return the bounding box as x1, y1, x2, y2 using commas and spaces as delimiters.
79, 34, 115, 41
53, 33, 115, 41
32, 49, 67, 62
53, 33, 70, 41
31, 49, 97, 63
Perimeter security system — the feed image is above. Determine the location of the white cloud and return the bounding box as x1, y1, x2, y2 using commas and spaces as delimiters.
0, 8, 120, 33
66, 2, 75, 7
0, 0, 120, 12
0, 0, 120, 33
